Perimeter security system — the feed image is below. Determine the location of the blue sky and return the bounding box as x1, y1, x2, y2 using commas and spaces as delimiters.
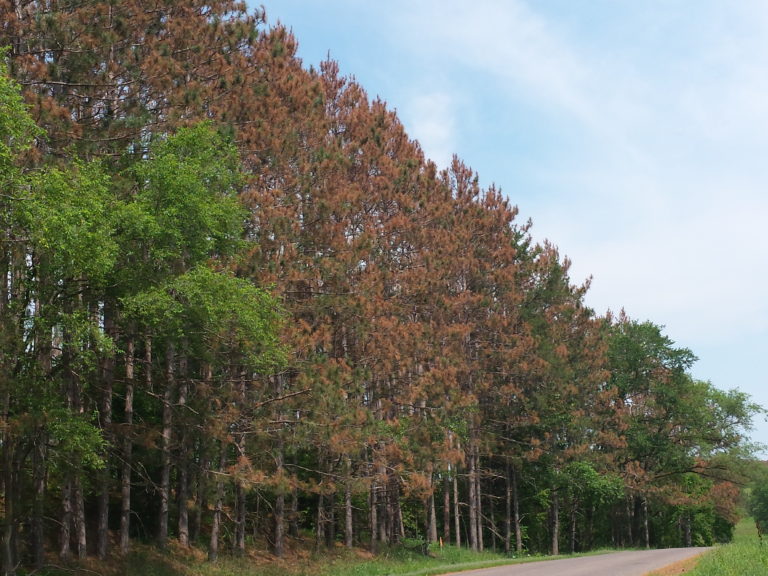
262, 1, 768, 451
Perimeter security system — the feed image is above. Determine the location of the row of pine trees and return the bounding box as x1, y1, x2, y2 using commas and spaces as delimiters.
0, 3, 761, 574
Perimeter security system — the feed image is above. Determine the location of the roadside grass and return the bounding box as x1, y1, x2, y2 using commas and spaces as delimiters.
28, 537, 611, 576
158, 546, 544, 576
175, 540, 624, 576
678, 518, 768, 576
28, 540, 541, 576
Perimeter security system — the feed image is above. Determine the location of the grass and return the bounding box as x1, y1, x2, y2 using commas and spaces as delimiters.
28, 539, 606, 576
27, 520, 768, 576
677, 518, 768, 576
22, 533, 631, 576
24, 541, 534, 576
138, 542, 546, 576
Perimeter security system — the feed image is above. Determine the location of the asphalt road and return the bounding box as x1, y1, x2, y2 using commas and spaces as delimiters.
442, 548, 711, 576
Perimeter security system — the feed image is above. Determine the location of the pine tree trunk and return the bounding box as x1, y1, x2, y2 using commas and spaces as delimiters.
60, 307, 78, 561
120, 337, 136, 553
159, 342, 174, 548
177, 349, 189, 548
468, 448, 478, 551
550, 490, 560, 556
192, 451, 210, 544
428, 489, 438, 543
96, 427, 111, 557
378, 484, 388, 545
31, 291, 48, 567
488, 490, 496, 552
209, 443, 226, 562
444, 473, 451, 544
683, 512, 692, 547
316, 492, 325, 550
1, 484, 15, 575
273, 374, 285, 557
234, 481, 246, 555
193, 363, 212, 545
1, 423, 16, 576
378, 469, 388, 545
1, 251, 19, 576
60, 477, 72, 561
178, 461, 189, 547
505, 461, 512, 555
32, 440, 46, 568
345, 478, 354, 548
290, 480, 300, 538
570, 498, 578, 554
344, 455, 353, 547
74, 476, 87, 559
274, 486, 286, 557
233, 370, 247, 556
642, 496, 650, 549
326, 491, 336, 548
453, 472, 461, 548
475, 451, 483, 552
97, 304, 115, 559
209, 488, 221, 561
370, 478, 378, 552
513, 471, 523, 554
71, 368, 87, 561
389, 477, 402, 544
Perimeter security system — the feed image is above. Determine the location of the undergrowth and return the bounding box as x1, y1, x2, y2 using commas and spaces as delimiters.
24, 539, 553, 576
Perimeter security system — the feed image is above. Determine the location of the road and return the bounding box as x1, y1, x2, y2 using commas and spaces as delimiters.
441, 548, 710, 576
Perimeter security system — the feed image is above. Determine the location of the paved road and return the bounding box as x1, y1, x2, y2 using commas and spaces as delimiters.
442, 548, 710, 576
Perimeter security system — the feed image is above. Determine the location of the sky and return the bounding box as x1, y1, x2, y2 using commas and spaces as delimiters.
261, 1, 768, 452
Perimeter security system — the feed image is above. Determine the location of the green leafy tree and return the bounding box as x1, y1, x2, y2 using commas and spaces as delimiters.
116, 122, 278, 551
0, 57, 42, 576
749, 466, 768, 537
1, 61, 118, 572
608, 316, 759, 547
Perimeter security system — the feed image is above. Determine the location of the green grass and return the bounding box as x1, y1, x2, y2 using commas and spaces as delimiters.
308, 544, 540, 576
25, 543, 537, 576
166, 544, 538, 576
111, 541, 589, 576
27, 538, 607, 576
15, 543, 518, 576
29, 521, 768, 576
684, 518, 768, 576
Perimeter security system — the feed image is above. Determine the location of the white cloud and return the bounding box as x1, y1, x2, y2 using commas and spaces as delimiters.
403, 0, 593, 118
401, 91, 457, 169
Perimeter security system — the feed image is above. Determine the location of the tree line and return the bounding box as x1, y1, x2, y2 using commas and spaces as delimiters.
0, 2, 762, 574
